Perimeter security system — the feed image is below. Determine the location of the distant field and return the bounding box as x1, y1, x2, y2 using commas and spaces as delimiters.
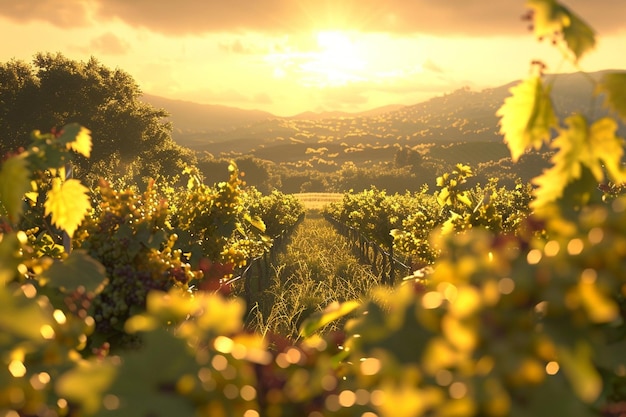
292, 193, 343, 210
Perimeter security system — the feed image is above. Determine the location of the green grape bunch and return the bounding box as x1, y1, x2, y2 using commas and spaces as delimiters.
75, 180, 201, 349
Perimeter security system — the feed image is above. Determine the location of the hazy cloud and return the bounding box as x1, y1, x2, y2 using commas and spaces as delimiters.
218, 39, 269, 55
422, 59, 443, 73
1, 0, 624, 37
0, 0, 93, 28
88, 32, 131, 55
253, 92, 273, 104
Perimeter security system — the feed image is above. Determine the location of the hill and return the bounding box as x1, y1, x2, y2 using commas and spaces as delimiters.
151, 70, 624, 157
142, 70, 626, 193
141, 94, 274, 134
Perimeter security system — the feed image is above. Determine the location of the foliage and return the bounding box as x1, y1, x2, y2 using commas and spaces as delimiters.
0, 52, 196, 180
325, 172, 532, 269
1, 1, 626, 417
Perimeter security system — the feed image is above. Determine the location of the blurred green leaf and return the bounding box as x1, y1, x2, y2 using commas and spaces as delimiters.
58, 123, 92, 158
56, 358, 117, 415
95, 329, 197, 417
300, 300, 360, 338
0, 233, 23, 286
0, 283, 54, 344
533, 115, 626, 209
597, 73, 626, 122
40, 249, 106, 293
526, 0, 595, 61
0, 154, 31, 222
557, 342, 603, 404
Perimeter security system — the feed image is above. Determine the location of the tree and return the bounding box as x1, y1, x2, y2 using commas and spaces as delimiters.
0, 52, 195, 179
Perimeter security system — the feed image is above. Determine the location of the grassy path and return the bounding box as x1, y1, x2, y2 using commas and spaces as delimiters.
244, 211, 381, 340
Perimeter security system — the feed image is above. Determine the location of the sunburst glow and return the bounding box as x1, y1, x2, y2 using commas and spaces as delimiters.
303, 31, 367, 86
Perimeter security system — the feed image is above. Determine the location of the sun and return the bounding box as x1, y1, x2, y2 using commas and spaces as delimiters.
301, 30, 367, 86
266, 30, 369, 88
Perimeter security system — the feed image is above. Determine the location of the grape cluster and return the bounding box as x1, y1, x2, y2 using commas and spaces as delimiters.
90, 264, 168, 345
63, 284, 97, 320
76, 180, 198, 349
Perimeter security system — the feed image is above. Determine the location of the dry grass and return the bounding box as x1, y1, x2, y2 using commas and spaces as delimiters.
245, 214, 381, 340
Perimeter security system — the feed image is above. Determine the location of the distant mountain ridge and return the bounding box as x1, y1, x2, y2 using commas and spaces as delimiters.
141, 94, 275, 134
142, 93, 408, 133
142, 70, 626, 156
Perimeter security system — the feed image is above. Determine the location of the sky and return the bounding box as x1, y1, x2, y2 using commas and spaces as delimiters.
0, 0, 625, 117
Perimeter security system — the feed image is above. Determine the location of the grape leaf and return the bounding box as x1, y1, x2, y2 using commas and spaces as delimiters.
58, 123, 92, 158
44, 178, 91, 237
550, 115, 626, 183
0, 154, 31, 222
526, 0, 596, 61
40, 250, 106, 293
532, 115, 626, 209
299, 300, 360, 338
56, 359, 118, 415
0, 281, 55, 343
496, 76, 557, 161
587, 117, 626, 183
96, 329, 197, 417
244, 213, 266, 233
561, 11, 596, 62
597, 72, 626, 122
557, 342, 603, 403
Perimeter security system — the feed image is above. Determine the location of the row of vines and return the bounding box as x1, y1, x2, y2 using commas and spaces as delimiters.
2, 1, 626, 416
323, 169, 532, 275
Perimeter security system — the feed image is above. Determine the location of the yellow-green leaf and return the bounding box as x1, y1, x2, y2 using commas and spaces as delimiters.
557, 341, 603, 403
44, 178, 91, 237
588, 117, 626, 184
0, 154, 31, 222
597, 72, 626, 122
496, 76, 557, 161
59, 123, 92, 158
561, 11, 596, 62
457, 191, 472, 208
0, 278, 55, 342
526, 0, 595, 61
41, 250, 107, 293
244, 213, 266, 233
531, 115, 626, 210
531, 165, 566, 210
56, 359, 117, 415
300, 300, 360, 338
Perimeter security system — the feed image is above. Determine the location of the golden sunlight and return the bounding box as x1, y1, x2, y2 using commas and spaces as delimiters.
304, 30, 366, 86
268, 30, 368, 89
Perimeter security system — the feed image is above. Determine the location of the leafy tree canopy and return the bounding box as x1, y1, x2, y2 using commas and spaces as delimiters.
0, 52, 196, 180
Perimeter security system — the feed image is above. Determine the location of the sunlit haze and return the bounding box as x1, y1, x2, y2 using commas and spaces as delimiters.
1, 0, 625, 116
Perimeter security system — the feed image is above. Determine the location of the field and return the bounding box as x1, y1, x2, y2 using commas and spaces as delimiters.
292, 192, 344, 210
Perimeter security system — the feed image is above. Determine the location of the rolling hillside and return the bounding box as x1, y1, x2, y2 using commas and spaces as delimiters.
143, 70, 625, 185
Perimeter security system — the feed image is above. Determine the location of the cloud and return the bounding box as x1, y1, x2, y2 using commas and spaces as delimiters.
0, 0, 93, 28
218, 38, 269, 55
422, 59, 443, 73
88, 32, 131, 55
1, 0, 624, 37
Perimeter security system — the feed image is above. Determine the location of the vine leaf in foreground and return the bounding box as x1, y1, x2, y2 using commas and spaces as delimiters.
597, 72, 626, 122
300, 300, 360, 338
0, 155, 31, 222
56, 359, 118, 415
526, 0, 596, 61
58, 123, 92, 158
496, 76, 557, 162
44, 177, 91, 237
532, 114, 626, 209
41, 250, 107, 293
